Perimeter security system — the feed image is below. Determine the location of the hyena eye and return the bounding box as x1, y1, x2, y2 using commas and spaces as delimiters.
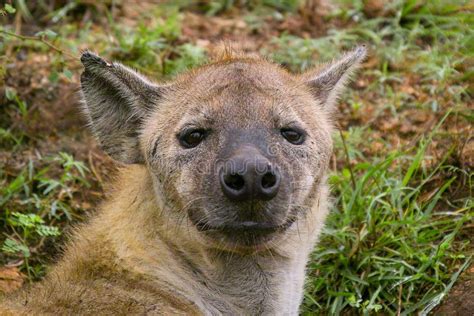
281, 128, 305, 145
179, 129, 207, 148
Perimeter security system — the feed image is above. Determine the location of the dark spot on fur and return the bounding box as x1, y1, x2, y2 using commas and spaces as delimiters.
151, 139, 160, 158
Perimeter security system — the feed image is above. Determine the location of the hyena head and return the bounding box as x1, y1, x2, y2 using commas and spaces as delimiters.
80, 46, 366, 251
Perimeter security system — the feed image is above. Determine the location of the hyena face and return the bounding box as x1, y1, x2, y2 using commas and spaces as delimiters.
80, 47, 366, 250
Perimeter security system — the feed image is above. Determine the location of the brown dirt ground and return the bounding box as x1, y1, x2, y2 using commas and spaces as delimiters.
434, 265, 474, 316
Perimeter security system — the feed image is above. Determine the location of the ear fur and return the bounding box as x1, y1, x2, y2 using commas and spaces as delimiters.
80, 51, 166, 164
303, 45, 367, 110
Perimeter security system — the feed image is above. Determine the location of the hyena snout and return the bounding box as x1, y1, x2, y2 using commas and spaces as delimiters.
219, 146, 281, 202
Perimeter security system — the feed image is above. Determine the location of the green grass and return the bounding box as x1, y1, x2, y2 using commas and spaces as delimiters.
303, 124, 472, 314
0, 0, 472, 313
294, 1, 472, 313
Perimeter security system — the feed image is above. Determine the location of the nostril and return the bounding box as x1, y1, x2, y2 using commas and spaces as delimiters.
261, 172, 277, 189
224, 173, 245, 191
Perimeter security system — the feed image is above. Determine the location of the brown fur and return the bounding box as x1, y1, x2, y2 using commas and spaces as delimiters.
1, 46, 366, 315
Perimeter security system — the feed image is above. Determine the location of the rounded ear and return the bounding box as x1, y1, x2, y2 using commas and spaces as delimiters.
80, 51, 168, 164
301, 46, 367, 111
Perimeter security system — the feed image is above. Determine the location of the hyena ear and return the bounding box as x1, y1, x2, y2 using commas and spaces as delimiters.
302, 46, 367, 110
80, 51, 167, 164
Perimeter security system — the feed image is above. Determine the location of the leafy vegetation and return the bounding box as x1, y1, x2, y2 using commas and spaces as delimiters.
1, 0, 472, 314
0, 152, 89, 279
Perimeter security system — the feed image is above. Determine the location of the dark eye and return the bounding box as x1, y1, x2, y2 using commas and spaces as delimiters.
179, 129, 207, 148
281, 128, 305, 145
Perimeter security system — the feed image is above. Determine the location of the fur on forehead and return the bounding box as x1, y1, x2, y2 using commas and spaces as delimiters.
170, 49, 295, 98
209, 44, 263, 63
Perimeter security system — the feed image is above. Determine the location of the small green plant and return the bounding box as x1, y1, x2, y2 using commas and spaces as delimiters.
1, 153, 90, 279
2, 212, 60, 279
2, 3, 16, 15
5, 87, 28, 117
109, 10, 183, 76
0, 128, 23, 147
163, 43, 207, 76
105, 9, 207, 78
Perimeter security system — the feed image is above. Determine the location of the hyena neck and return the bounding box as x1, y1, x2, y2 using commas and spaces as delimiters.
195, 249, 310, 315
127, 167, 324, 315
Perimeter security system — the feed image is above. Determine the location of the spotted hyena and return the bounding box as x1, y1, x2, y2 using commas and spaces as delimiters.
1, 45, 366, 315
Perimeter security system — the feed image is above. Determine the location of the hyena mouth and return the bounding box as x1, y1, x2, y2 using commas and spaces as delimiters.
189, 211, 297, 236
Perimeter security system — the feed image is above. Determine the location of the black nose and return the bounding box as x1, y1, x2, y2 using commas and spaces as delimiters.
219, 148, 281, 202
